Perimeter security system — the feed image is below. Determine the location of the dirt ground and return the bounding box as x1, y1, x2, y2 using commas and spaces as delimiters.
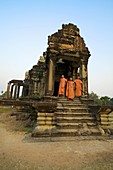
0, 107, 113, 170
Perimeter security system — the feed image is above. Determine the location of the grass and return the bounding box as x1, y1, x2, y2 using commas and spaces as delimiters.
0, 107, 14, 113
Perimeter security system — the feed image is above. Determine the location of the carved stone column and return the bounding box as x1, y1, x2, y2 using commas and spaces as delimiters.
17, 85, 20, 98
28, 77, 34, 97
22, 84, 28, 97
81, 59, 88, 96
10, 84, 14, 98
47, 58, 55, 95
41, 72, 46, 97
7, 82, 11, 99
37, 81, 40, 95
14, 84, 18, 99
33, 81, 38, 95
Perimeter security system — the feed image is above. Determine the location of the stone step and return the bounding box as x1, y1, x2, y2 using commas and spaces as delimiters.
58, 100, 81, 104
57, 104, 86, 109
56, 119, 95, 124
58, 97, 80, 100
56, 122, 97, 128
56, 116, 95, 120
56, 122, 97, 126
56, 116, 94, 120
31, 96, 102, 137
55, 112, 92, 116
60, 103, 86, 107
57, 105, 88, 108
58, 101, 82, 105
57, 106, 89, 110
53, 128, 101, 136
54, 128, 100, 133
56, 107, 89, 113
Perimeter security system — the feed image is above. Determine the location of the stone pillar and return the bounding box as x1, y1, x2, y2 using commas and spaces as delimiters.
14, 84, 18, 99
22, 85, 28, 97
22, 85, 25, 97
7, 82, 10, 99
81, 59, 88, 96
28, 82, 33, 96
17, 85, 20, 98
10, 84, 14, 98
37, 82, 40, 95
47, 59, 54, 95
33, 81, 38, 95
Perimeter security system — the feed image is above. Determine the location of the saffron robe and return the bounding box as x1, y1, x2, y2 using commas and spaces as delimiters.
58, 77, 67, 95
66, 80, 75, 99
74, 79, 83, 97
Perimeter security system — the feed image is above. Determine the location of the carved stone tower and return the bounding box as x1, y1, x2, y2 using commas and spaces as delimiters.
46, 23, 90, 97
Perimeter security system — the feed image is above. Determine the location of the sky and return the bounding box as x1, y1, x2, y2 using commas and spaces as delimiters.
0, 0, 113, 98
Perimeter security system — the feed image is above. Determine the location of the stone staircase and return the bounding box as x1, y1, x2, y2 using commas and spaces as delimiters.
53, 97, 101, 136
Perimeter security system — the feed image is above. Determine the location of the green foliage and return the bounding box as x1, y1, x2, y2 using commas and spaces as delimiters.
100, 96, 110, 105
0, 107, 13, 113
0, 91, 7, 98
89, 91, 113, 106
99, 96, 113, 105
89, 91, 102, 105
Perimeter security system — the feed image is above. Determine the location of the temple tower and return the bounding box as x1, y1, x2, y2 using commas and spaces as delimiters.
45, 23, 90, 97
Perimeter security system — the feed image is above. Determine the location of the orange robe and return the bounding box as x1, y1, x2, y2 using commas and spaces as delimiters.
66, 80, 75, 99
74, 79, 83, 97
58, 77, 67, 95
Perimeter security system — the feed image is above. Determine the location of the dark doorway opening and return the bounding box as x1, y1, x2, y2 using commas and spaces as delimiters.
53, 81, 59, 96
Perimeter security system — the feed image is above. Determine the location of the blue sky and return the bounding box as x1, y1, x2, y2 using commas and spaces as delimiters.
0, 0, 113, 98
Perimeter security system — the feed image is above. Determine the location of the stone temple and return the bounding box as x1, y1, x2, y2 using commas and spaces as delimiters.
7, 23, 90, 100
4, 23, 112, 138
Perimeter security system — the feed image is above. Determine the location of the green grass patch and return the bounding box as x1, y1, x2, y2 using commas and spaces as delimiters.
0, 107, 13, 113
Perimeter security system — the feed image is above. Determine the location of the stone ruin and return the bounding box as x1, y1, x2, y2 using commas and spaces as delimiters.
7, 23, 90, 100
1, 23, 113, 138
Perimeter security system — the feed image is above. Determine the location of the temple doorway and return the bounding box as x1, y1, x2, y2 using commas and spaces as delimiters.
53, 58, 81, 96
53, 61, 67, 96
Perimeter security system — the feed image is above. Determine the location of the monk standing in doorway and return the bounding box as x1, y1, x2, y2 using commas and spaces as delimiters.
74, 76, 83, 98
58, 75, 67, 97
66, 77, 75, 100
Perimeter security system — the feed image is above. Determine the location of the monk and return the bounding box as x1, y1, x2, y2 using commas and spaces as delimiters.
58, 75, 67, 96
66, 77, 75, 100
74, 76, 83, 97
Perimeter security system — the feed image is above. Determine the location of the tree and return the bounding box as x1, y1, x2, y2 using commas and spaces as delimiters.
89, 91, 102, 105
0, 91, 7, 98
100, 96, 111, 106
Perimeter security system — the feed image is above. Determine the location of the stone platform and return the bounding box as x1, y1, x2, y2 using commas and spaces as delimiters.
0, 97, 111, 138
32, 97, 103, 137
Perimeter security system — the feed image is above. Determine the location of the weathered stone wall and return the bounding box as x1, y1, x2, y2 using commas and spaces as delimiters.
98, 107, 113, 126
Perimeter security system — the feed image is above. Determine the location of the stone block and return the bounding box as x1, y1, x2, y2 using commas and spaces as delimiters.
101, 118, 108, 121
38, 117, 46, 121
45, 117, 53, 121
108, 118, 113, 122
101, 122, 109, 125
45, 121, 52, 125
38, 121, 46, 125
38, 112, 46, 116
101, 114, 108, 117
45, 113, 54, 117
